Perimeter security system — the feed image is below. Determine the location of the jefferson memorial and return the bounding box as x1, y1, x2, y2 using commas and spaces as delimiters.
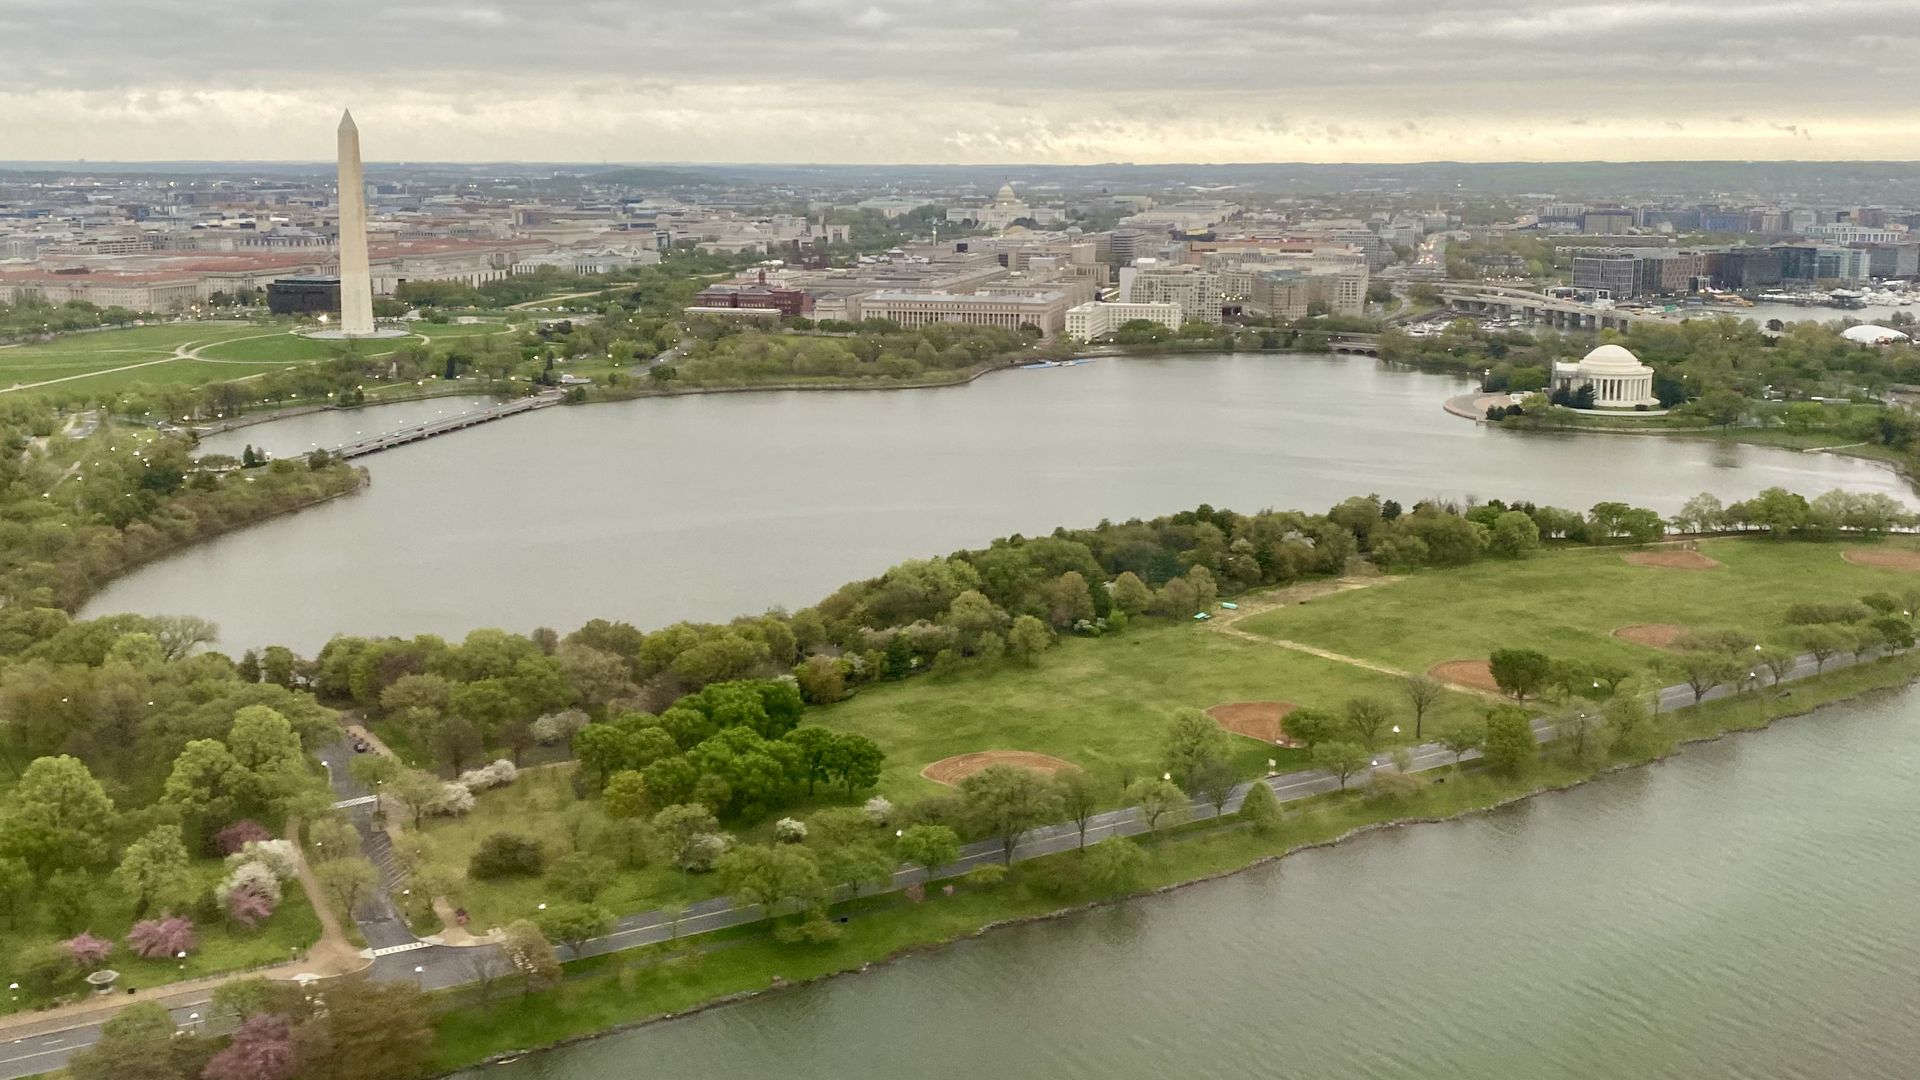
1550, 343, 1659, 409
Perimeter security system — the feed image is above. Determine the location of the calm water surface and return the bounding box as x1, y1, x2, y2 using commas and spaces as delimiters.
468, 689, 1920, 1080
86, 354, 1913, 652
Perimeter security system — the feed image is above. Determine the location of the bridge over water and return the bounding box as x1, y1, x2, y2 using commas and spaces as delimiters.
327, 391, 564, 460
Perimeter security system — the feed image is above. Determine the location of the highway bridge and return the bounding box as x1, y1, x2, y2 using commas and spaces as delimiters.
1437, 286, 1670, 331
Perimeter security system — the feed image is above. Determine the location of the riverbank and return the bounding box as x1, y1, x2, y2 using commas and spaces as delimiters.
428, 649, 1920, 1075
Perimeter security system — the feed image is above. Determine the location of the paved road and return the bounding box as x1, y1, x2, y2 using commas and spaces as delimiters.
0, 643, 1894, 1077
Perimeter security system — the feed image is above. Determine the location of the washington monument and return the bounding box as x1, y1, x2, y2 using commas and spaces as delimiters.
335, 110, 375, 335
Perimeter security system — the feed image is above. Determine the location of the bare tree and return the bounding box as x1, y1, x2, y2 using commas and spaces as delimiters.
1400, 675, 1445, 740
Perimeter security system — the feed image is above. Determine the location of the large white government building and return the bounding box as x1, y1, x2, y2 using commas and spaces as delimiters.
1065, 301, 1183, 340
1551, 343, 1660, 409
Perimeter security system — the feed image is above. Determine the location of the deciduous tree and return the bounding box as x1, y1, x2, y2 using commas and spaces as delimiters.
961, 765, 1063, 863
1488, 648, 1552, 702
1312, 742, 1370, 790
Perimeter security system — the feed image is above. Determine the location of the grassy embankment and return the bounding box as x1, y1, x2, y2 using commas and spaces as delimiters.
422, 535, 1920, 1071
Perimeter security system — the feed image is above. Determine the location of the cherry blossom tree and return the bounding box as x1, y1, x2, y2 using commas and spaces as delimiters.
125, 915, 196, 959
202, 1013, 298, 1080
63, 932, 112, 968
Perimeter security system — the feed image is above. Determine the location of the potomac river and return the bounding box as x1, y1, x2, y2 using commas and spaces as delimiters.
85, 352, 1914, 653
464, 686, 1920, 1080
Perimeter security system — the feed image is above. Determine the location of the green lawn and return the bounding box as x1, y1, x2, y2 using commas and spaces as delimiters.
414, 765, 722, 932
815, 618, 1487, 803
0, 857, 323, 1014
196, 332, 392, 364
1239, 537, 1920, 675
0, 323, 279, 391
412, 320, 519, 340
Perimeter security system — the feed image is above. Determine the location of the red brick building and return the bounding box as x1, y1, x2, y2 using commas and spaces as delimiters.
690, 277, 814, 318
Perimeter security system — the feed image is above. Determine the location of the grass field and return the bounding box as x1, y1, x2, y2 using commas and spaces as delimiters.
413, 320, 519, 340
0, 323, 277, 391
196, 332, 387, 364
816, 617, 1488, 802
1239, 536, 1920, 675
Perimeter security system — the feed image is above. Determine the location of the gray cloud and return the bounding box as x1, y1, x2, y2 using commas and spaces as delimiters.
1, 0, 1917, 161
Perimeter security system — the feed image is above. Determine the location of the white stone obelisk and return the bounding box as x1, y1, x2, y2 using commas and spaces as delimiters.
335, 110, 375, 336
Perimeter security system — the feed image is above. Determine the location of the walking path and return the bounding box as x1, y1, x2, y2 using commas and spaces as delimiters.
0, 639, 1900, 1078
1208, 577, 1510, 702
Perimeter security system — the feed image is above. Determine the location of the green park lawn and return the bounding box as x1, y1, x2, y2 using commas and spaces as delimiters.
815, 617, 1487, 803
0, 323, 276, 391
415, 765, 723, 932
0, 856, 322, 1014
194, 332, 383, 364
1239, 536, 1920, 676
411, 319, 519, 340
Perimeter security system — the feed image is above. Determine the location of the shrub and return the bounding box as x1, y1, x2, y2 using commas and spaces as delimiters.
63, 932, 112, 969
217, 861, 284, 905
456, 759, 519, 792
862, 796, 894, 826
1784, 601, 1872, 626
961, 864, 1008, 889
469, 833, 547, 880
1020, 856, 1088, 899
126, 916, 196, 959
772, 817, 808, 844
680, 833, 730, 873
1366, 769, 1426, 803
18, 942, 80, 997
428, 782, 477, 817
215, 820, 273, 856
531, 709, 590, 746
1083, 837, 1146, 893
1238, 779, 1282, 833
224, 839, 299, 882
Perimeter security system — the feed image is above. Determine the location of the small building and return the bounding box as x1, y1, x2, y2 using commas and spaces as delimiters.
1551, 343, 1659, 409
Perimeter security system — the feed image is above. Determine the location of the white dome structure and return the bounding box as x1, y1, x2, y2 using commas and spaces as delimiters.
1551, 343, 1659, 409
1841, 324, 1910, 345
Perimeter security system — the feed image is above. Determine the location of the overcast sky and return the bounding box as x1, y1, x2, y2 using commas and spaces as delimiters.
3, 0, 1917, 163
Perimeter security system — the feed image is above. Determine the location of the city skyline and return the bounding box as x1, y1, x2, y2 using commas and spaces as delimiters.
2, 0, 1918, 164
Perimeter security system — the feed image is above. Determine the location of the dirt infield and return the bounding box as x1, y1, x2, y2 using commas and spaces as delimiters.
921, 751, 1080, 786
1612, 623, 1690, 650
1429, 659, 1501, 694
1622, 549, 1722, 570
1841, 548, 1920, 571
1206, 701, 1301, 745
